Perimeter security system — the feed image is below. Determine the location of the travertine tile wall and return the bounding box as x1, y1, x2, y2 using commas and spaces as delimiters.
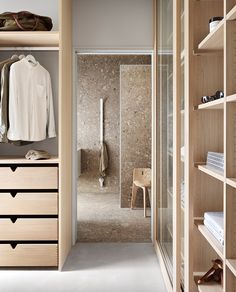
77, 55, 151, 204
120, 65, 152, 207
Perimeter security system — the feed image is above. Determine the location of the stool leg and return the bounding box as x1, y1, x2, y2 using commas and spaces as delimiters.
143, 187, 146, 217
131, 184, 138, 209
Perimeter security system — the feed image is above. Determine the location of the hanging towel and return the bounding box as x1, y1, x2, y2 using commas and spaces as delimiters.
99, 142, 109, 178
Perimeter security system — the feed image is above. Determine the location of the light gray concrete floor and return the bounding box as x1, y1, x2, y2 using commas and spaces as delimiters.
78, 193, 151, 242
0, 243, 167, 292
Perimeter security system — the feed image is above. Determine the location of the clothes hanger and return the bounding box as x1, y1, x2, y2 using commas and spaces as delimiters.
19, 54, 25, 60
25, 54, 37, 65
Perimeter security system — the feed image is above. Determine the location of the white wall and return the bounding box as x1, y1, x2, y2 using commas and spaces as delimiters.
0, 0, 59, 31
73, 0, 153, 50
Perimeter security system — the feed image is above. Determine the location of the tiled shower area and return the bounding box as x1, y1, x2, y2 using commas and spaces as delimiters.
77, 55, 152, 242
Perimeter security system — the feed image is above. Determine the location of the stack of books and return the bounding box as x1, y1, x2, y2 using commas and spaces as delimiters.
204, 212, 224, 245
206, 152, 224, 172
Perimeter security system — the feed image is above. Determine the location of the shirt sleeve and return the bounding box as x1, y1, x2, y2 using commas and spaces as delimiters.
46, 71, 56, 138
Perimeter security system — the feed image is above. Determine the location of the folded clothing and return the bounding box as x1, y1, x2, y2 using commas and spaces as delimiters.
25, 149, 51, 160
204, 219, 224, 246
204, 212, 224, 237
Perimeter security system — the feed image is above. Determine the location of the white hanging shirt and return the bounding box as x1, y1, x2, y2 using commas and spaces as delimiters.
7, 58, 56, 142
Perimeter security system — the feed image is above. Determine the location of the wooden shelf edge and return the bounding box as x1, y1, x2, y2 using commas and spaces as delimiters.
226, 259, 236, 277
226, 93, 236, 103
0, 156, 60, 164
0, 31, 59, 47
197, 164, 224, 182
226, 178, 236, 188
195, 98, 224, 110
194, 273, 223, 292
198, 19, 224, 50
226, 5, 236, 20
194, 221, 224, 259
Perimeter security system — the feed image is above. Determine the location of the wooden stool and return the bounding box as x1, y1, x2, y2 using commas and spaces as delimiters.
131, 168, 151, 217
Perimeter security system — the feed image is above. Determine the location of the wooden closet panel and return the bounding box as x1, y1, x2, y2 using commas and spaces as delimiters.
0, 244, 57, 267
0, 167, 58, 189
0, 218, 58, 240
58, 0, 72, 270
0, 193, 58, 215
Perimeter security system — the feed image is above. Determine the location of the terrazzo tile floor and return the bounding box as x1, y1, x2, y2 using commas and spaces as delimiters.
77, 192, 151, 242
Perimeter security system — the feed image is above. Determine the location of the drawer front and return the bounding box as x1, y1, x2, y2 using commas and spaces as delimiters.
0, 193, 58, 215
0, 167, 58, 189
0, 244, 57, 267
0, 218, 58, 240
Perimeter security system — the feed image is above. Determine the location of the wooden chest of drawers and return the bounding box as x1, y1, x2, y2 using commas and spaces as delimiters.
0, 163, 59, 267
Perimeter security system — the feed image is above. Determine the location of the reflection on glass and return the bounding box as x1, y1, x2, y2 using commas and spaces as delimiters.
157, 0, 174, 282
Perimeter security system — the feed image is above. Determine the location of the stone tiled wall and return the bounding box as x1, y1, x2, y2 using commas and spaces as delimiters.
120, 65, 152, 207
77, 55, 151, 201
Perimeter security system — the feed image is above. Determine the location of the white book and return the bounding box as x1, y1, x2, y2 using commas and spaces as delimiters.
204, 219, 224, 246
204, 212, 224, 237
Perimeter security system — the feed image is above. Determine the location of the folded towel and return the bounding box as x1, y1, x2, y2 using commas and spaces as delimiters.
99, 142, 109, 177
204, 212, 224, 237
204, 219, 224, 245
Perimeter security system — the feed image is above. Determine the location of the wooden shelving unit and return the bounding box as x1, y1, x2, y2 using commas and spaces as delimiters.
186, 0, 236, 291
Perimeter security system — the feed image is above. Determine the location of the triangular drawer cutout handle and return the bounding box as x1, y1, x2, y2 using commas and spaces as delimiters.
10, 166, 17, 172
10, 191, 18, 198
10, 243, 17, 249
10, 217, 17, 223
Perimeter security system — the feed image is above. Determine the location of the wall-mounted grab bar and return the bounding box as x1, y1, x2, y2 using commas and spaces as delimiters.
100, 98, 103, 144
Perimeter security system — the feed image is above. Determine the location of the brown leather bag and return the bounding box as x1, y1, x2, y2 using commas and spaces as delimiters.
0, 11, 53, 31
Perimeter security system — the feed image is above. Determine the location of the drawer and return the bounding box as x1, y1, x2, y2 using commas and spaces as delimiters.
0, 192, 58, 215
0, 166, 58, 189
0, 244, 57, 267
0, 218, 58, 240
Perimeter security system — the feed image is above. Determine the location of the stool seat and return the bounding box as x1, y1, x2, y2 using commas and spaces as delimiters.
133, 180, 151, 188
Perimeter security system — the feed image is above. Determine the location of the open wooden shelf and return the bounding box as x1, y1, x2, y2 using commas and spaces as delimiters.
226, 5, 236, 20
198, 19, 224, 50
226, 259, 236, 277
197, 165, 224, 182
195, 98, 224, 110
0, 31, 59, 47
194, 220, 224, 259
194, 274, 223, 292
226, 178, 236, 188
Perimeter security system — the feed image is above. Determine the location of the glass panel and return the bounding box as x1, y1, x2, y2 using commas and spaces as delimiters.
180, 0, 185, 290
157, 0, 174, 282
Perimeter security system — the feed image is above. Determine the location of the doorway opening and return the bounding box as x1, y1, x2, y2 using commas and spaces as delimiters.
75, 51, 153, 243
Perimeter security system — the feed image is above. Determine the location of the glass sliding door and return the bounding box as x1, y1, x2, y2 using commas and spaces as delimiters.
157, 0, 174, 282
